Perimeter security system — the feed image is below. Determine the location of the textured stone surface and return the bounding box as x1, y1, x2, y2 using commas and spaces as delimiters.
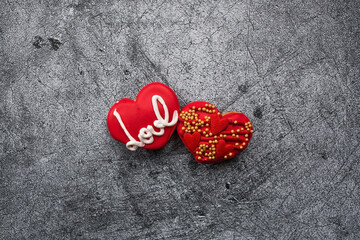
1, 0, 359, 239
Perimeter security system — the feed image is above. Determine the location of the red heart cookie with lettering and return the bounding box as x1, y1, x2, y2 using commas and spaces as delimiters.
107, 82, 179, 151
177, 102, 254, 163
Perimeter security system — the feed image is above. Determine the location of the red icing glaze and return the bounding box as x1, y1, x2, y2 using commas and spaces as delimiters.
215, 140, 233, 158
107, 82, 179, 150
184, 132, 201, 151
210, 115, 229, 135
177, 101, 254, 164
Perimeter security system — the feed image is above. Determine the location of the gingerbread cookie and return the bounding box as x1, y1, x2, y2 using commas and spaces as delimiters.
177, 102, 253, 163
107, 82, 179, 151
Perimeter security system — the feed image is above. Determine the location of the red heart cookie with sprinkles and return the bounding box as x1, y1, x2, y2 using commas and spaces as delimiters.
177, 101, 254, 164
107, 82, 179, 151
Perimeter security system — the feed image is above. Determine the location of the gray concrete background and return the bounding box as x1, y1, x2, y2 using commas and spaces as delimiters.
1, 0, 359, 239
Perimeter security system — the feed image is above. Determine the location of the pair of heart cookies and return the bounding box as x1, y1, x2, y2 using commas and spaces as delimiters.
107, 82, 253, 164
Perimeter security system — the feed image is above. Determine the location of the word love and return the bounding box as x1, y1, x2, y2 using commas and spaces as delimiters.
113, 95, 178, 151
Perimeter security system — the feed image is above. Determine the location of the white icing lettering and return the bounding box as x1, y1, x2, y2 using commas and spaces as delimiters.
113, 109, 144, 151
114, 95, 178, 151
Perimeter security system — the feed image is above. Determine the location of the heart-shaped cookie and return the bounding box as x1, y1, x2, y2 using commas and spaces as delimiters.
107, 82, 179, 151
177, 101, 253, 163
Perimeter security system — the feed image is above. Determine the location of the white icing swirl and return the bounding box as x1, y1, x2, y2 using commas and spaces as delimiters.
113, 95, 178, 151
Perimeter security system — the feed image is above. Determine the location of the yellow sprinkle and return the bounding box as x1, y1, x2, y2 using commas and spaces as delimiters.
229, 152, 233, 156
224, 156, 228, 159
235, 143, 239, 146
243, 142, 246, 146
234, 121, 238, 124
